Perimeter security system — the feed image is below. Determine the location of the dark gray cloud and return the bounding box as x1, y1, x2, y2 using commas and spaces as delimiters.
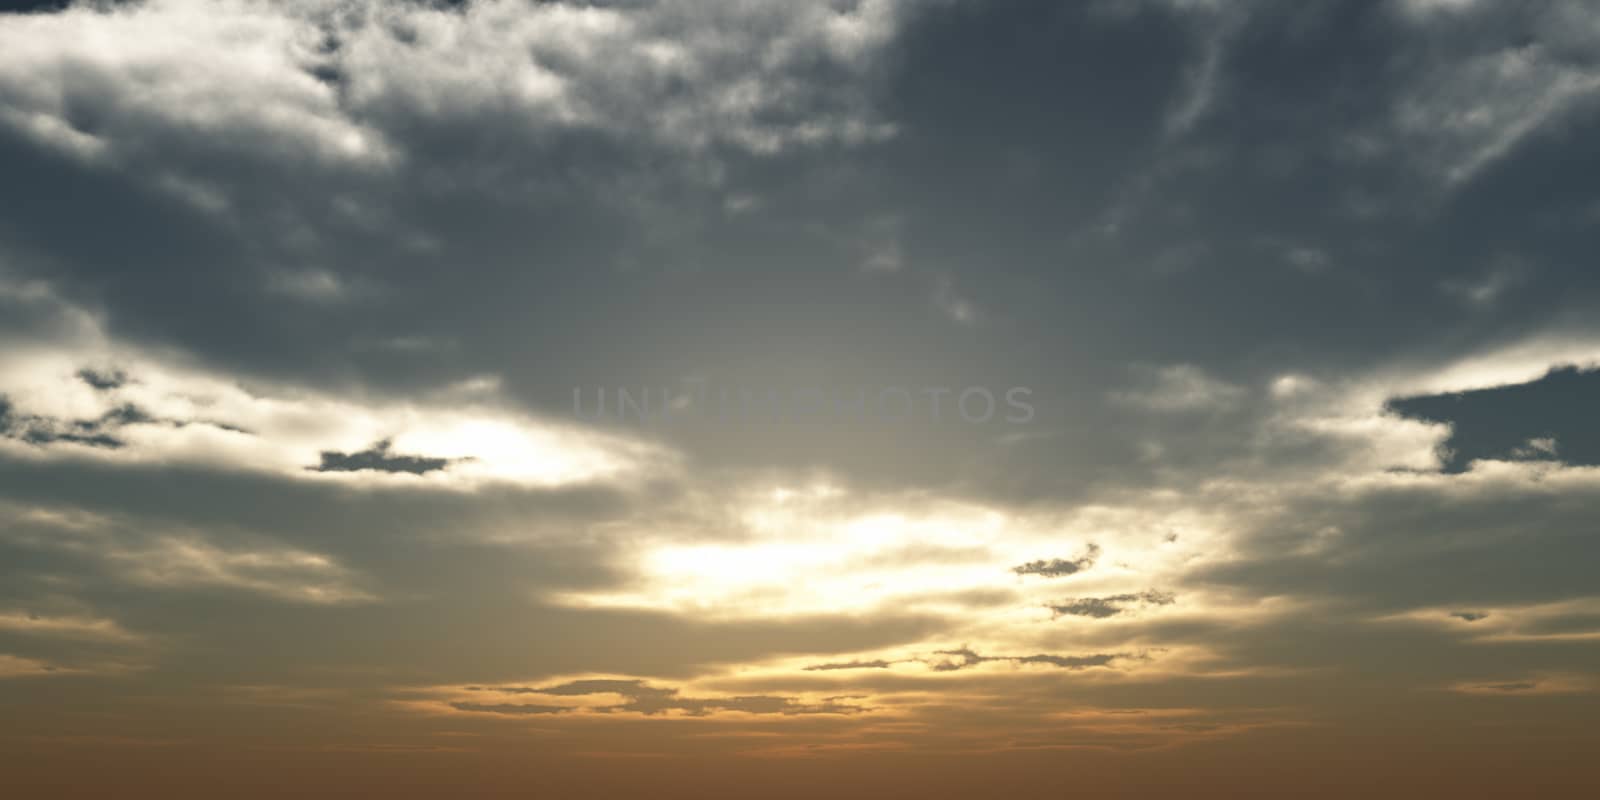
313, 439, 457, 475
0, 394, 151, 449
1049, 590, 1177, 620
1014, 653, 1121, 669
0, 387, 242, 451
1391, 367, 1600, 472
928, 647, 1125, 673
0, 1, 69, 13
448, 702, 569, 716
1011, 544, 1100, 579
1479, 682, 1538, 693
75, 367, 127, 391
803, 659, 895, 672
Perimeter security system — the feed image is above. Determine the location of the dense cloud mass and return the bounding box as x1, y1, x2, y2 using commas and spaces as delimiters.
2, 1, 1600, 798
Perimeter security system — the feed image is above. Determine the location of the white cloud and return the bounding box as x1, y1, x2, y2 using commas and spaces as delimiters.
0, 0, 395, 172
113, 535, 371, 604
1439, 257, 1529, 309
1111, 364, 1246, 412
1, 502, 373, 605
1387, 2, 1600, 185
1371, 332, 1600, 398
933, 277, 980, 325
1383, 596, 1600, 645
548, 479, 1241, 663
0, 0, 906, 176
0, 653, 80, 679
1511, 436, 1559, 459
0, 275, 676, 490
0, 610, 143, 643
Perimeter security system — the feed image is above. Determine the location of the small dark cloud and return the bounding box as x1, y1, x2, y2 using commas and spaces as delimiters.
76, 367, 128, 391
0, 394, 159, 450
1012, 543, 1100, 578
1016, 653, 1118, 669
1481, 682, 1538, 693
1049, 589, 1176, 619
803, 659, 895, 671
1451, 611, 1489, 623
449, 702, 569, 715
313, 439, 457, 475
525, 679, 662, 698
22, 429, 123, 448
96, 404, 154, 427
0, 383, 200, 451
928, 646, 1124, 672
1050, 598, 1125, 619
929, 646, 986, 672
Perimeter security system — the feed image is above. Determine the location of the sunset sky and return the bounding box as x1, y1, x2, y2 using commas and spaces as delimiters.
2, 1, 1599, 797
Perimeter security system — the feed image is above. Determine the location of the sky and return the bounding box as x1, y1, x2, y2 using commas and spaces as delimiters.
1, 0, 1598, 797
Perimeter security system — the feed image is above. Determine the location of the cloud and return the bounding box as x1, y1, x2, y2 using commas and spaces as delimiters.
0, 278, 676, 489
1048, 590, 1177, 620
448, 702, 570, 716
0, 652, 133, 679
0, 653, 71, 678
0, 0, 904, 171
1014, 653, 1121, 669
3, 0, 1600, 777
0, 0, 395, 172
313, 438, 458, 476
1011, 544, 1101, 578
340, 0, 904, 154
1110, 365, 1245, 413
0, 501, 373, 605
1439, 260, 1529, 309
0, 610, 142, 643
1449, 674, 1599, 696
113, 536, 373, 604
0, 394, 131, 449
933, 277, 980, 325
1384, 1, 1600, 186
1388, 365, 1600, 471
1381, 597, 1600, 645
75, 367, 126, 391
450, 678, 866, 717
803, 659, 895, 672
1510, 437, 1559, 459
928, 646, 1127, 673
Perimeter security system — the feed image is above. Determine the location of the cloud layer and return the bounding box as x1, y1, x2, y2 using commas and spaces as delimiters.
2, 1, 1600, 797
